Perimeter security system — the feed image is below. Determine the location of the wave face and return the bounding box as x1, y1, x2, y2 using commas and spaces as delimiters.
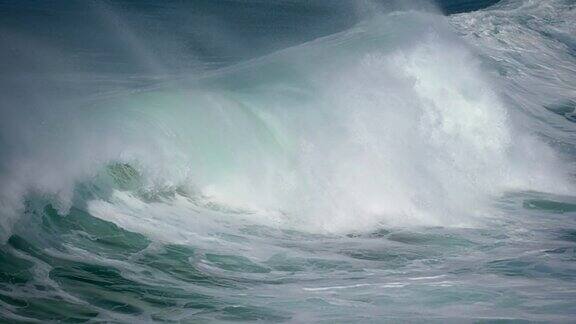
1, 0, 576, 322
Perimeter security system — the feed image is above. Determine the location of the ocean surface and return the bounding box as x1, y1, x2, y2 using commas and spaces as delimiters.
1, 0, 576, 322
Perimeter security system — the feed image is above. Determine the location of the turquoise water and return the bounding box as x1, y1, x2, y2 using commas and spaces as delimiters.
1, 0, 576, 322
2, 191, 576, 322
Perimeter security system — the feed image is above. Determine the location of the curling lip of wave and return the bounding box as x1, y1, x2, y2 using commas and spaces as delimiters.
0, 5, 574, 239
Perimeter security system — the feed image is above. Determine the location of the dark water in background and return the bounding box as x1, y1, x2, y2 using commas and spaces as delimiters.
2, 0, 576, 322
0, 0, 500, 75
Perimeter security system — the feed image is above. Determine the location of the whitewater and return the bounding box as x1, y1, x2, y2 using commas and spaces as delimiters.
1, 0, 576, 322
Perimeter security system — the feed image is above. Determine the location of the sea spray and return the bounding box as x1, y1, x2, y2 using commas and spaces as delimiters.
1, 1, 576, 321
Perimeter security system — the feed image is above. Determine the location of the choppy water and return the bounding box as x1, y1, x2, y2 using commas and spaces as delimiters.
1, 0, 576, 322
